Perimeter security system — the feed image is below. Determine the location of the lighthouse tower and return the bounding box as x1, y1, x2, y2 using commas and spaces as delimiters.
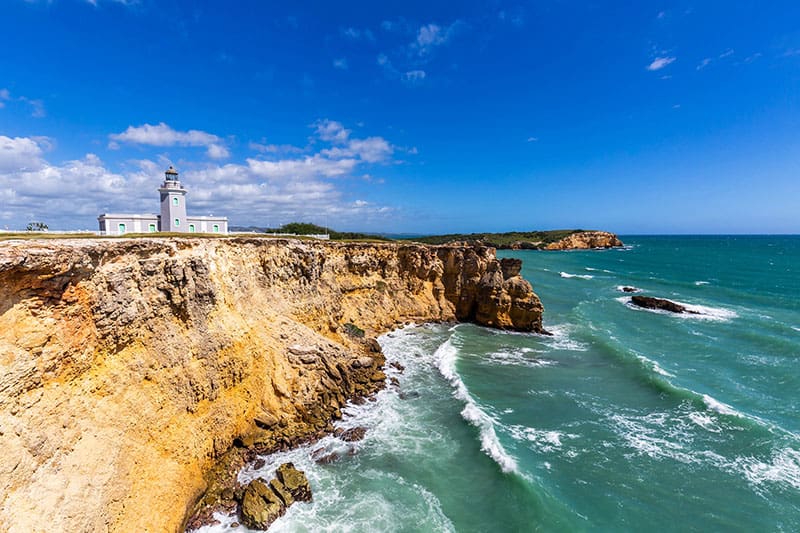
158, 166, 188, 232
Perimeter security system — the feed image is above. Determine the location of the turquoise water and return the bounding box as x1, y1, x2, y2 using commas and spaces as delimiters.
198, 236, 800, 532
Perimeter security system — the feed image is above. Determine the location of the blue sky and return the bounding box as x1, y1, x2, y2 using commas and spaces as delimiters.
1, 0, 798, 233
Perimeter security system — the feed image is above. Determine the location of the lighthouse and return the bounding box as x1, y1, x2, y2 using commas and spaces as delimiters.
158, 166, 188, 232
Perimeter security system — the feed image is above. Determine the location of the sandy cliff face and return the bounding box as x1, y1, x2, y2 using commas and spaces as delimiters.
0, 237, 543, 532
544, 231, 623, 250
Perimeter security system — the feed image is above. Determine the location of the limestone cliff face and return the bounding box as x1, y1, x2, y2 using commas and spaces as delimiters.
0, 237, 543, 532
544, 231, 623, 250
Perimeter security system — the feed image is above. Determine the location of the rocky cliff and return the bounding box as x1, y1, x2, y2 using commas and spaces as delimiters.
0, 237, 544, 532
544, 231, 623, 250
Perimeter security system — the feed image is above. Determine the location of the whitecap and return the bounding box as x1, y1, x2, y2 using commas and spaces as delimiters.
735, 448, 800, 491
688, 411, 723, 433
636, 354, 675, 377
541, 324, 589, 351
702, 394, 745, 418
508, 425, 576, 453
483, 347, 554, 368
792, 326, 800, 333
435, 339, 519, 473
586, 267, 613, 273
560, 271, 594, 279
694, 280, 710, 286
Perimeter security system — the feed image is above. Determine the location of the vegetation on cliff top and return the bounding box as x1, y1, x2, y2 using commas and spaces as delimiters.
402, 229, 589, 248
230, 222, 392, 242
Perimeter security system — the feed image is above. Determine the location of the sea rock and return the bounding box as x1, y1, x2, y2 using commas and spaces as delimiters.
239, 464, 311, 530
620, 286, 640, 293
240, 479, 285, 530
276, 463, 312, 502
630, 295, 699, 314
335, 426, 367, 442
545, 231, 623, 250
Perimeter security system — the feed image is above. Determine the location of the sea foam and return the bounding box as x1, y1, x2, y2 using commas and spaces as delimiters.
560, 271, 594, 279
435, 338, 519, 474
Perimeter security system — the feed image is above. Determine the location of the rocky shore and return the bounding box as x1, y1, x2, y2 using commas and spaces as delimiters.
543, 231, 624, 250
0, 237, 544, 532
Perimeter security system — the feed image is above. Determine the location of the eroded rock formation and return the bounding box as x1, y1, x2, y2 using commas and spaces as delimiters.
0, 237, 544, 532
544, 231, 623, 250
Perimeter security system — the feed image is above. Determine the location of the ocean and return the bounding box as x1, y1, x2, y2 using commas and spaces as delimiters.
197, 236, 800, 532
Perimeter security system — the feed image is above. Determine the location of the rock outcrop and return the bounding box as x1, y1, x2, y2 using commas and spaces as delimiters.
0, 237, 544, 532
630, 295, 699, 314
240, 463, 311, 530
544, 231, 623, 250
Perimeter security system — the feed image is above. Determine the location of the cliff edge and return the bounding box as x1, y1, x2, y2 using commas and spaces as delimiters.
0, 237, 543, 532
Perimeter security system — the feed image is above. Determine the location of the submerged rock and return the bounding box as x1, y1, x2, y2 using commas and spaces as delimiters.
630, 295, 699, 314
335, 426, 367, 442
620, 286, 640, 293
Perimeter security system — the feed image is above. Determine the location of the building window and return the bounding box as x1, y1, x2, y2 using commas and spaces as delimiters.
118, 223, 126, 234
148, 223, 156, 232
213, 224, 220, 233
189, 224, 195, 233
172, 197, 179, 206
174, 218, 180, 227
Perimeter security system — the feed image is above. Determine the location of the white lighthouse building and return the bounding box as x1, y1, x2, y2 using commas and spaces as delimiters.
98, 166, 228, 235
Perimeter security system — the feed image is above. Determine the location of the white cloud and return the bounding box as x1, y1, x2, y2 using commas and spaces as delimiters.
109, 122, 230, 159
249, 141, 303, 155
646, 56, 676, 71
314, 120, 351, 144
697, 58, 712, 70
333, 57, 348, 70
0, 136, 47, 173
0, 122, 398, 229
411, 21, 463, 56
0, 89, 46, 117
341, 27, 374, 41
401, 70, 426, 85
526, 137, 538, 142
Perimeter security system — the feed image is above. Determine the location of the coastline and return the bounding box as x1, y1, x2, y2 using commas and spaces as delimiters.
0, 237, 544, 532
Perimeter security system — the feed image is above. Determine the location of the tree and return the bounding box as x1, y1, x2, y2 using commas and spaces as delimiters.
26, 221, 49, 232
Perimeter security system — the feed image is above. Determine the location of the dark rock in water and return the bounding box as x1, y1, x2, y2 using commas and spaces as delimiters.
252, 458, 266, 470
335, 426, 367, 442
630, 295, 699, 314
399, 390, 420, 400
621, 286, 640, 293
313, 451, 340, 465
390, 376, 400, 387
389, 361, 405, 373
239, 463, 312, 530
276, 463, 312, 502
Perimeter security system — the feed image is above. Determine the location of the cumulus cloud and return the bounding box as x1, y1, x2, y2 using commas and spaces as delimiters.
646, 56, 676, 71
333, 58, 348, 70
0, 135, 47, 173
0, 121, 396, 230
109, 122, 230, 159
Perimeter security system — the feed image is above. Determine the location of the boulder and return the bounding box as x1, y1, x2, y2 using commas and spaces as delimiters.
620, 286, 639, 293
630, 295, 699, 314
238, 464, 312, 530
240, 479, 285, 530
276, 463, 312, 503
